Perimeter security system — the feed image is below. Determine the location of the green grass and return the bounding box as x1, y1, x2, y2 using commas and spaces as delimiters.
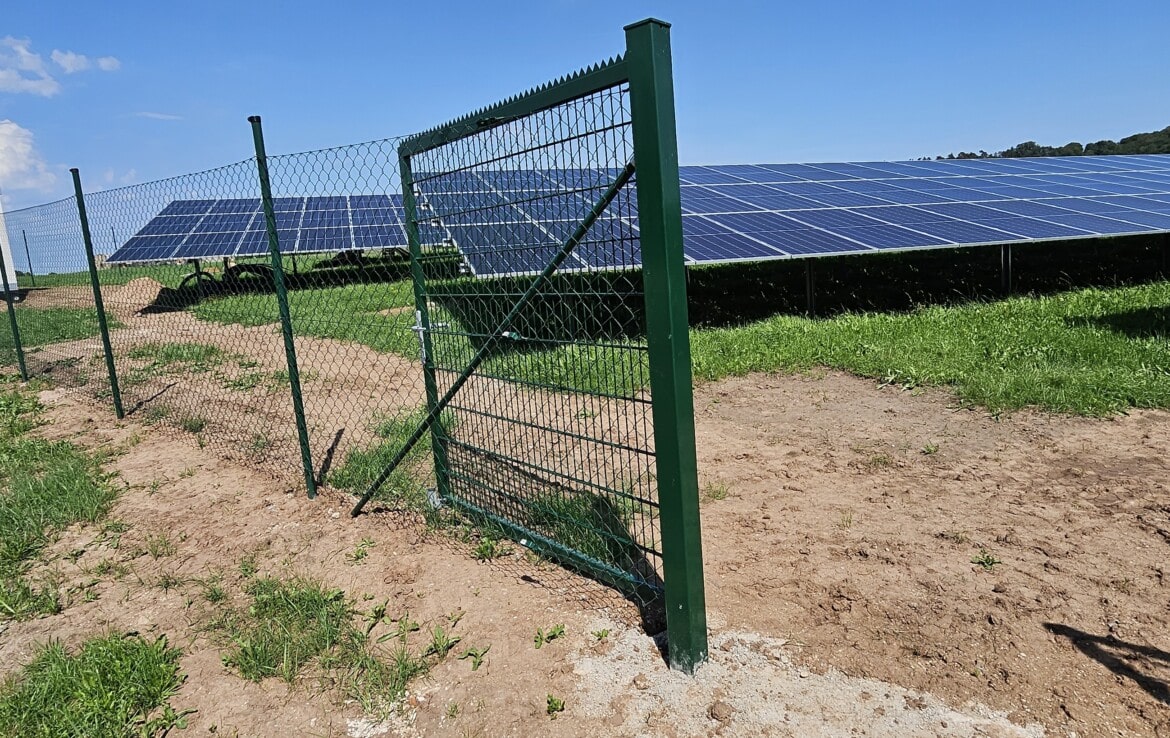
190, 281, 418, 354
216, 576, 430, 714
29, 265, 193, 289
0, 378, 120, 619
188, 267, 1170, 415
691, 282, 1170, 415
0, 306, 120, 352
328, 408, 433, 506
127, 342, 224, 371
0, 634, 187, 737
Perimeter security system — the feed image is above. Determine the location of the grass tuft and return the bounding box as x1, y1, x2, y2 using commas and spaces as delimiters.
0, 634, 187, 738
215, 576, 431, 715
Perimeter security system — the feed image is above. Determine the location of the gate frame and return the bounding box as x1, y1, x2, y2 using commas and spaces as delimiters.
392, 18, 707, 671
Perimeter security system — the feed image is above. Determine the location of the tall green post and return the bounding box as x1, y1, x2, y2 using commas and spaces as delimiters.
625, 18, 708, 672
398, 153, 453, 504
21, 231, 35, 287
71, 169, 124, 419
248, 116, 318, 499
0, 249, 28, 381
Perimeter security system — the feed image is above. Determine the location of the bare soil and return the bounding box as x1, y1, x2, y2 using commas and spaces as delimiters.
1, 306, 1168, 736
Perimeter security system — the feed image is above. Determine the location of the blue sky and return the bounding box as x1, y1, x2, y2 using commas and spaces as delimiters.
2, 0, 1169, 210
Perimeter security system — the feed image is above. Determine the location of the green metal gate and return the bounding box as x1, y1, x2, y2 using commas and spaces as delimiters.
350, 18, 707, 671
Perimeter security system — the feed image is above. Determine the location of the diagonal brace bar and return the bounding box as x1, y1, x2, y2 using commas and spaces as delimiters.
350, 160, 636, 517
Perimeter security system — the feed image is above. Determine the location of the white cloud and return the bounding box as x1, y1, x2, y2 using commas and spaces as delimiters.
0, 119, 56, 192
51, 49, 90, 73
135, 111, 182, 121
0, 37, 119, 97
0, 37, 59, 96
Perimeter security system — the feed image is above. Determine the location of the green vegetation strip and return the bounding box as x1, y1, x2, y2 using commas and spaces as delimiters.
215, 576, 431, 715
0, 376, 120, 619
0, 307, 119, 351
692, 282, 1170, 415
192, 277, 1170, 415
0, 634, 187, 738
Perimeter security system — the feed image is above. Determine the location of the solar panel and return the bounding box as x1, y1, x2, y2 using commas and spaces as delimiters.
109, 154, 1170, 273
107, 195, 416, 264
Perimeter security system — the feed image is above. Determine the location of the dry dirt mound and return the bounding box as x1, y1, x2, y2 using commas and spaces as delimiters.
105, 276, 165, 318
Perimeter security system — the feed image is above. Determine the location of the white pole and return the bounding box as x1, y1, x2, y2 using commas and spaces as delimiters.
0, 191, 17, 292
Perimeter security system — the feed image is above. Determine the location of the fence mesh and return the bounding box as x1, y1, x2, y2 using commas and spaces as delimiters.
400, 71, 665, 600
2, 197, 108, 391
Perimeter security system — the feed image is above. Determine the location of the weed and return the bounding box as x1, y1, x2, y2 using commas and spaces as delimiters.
179, 467, 196, 479
222, 372, 264, 392
702, 481, 729, 501
142, 406, 170, 425
146, 534, 177, 559
179, 415, 207, 434
938, 529, 968, 545
248, 434, 271, 454
971, 549, 1002, 571
93, 559, 129, 579
446, 702, 460, 719
347, 538, 376, 564
423, 625, 462, 659
472, 537, 510, 562
921, 442, 940, 455
0, 634, 188, 737
534, 624, 565, 650
238, 554, 259, 579
382, 612, 420, 644
201, 578, 227, 604
128, 342, 225, 374
591, 629, 610, 641
157, 573, 184, 592
546, 694, 565, 718
838, 510, 855, 530
458, 644, 490, 671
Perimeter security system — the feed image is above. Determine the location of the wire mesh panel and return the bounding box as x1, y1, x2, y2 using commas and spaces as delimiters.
398, 63, 664, 602
1, 198, 110, 390
378, 21, 706, 671
78, 162, 314, 476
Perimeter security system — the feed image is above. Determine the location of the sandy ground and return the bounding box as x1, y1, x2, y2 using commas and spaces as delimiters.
1, 285, 1168, 736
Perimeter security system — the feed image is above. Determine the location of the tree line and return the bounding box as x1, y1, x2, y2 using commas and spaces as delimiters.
934, 124, 1170, 159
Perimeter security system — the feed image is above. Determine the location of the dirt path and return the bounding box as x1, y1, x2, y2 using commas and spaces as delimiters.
693, 371, 1170, 737
0, 377, 1115, 736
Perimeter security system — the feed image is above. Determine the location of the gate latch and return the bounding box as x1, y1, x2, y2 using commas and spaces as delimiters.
411, 309, 449, 363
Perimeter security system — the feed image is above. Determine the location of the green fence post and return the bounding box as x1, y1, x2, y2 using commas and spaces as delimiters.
398, 152, 453, 504
21, 230, 35, 288
71, 168, 124, 419
0, 249, 28, 381
248, 115, 318, 499
625, 18, 708, 673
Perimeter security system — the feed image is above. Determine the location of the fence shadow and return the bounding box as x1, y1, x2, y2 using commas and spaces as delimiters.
1065, 306, 1170, 338
1044, 623, 1170, 705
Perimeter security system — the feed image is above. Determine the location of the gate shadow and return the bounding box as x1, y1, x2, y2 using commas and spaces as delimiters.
1044, 623, 1170, 705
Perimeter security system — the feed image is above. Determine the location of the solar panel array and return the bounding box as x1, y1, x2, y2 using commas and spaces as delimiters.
674, 153, 1170, 265
108, 154, 1170, 273
108, 195, 414, 263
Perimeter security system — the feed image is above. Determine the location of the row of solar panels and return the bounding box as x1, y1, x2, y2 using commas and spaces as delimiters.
104, 154, 1170, 274
415, 154, 1170, 276
110, 195, 418, 263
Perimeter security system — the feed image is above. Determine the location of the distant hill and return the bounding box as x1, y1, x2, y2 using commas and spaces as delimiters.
935, 125, 1170, 159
